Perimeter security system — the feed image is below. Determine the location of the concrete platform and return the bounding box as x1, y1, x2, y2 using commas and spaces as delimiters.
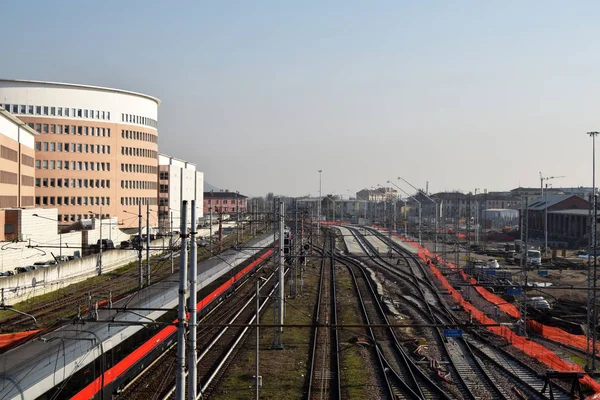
334, 226, 363, 255
389, 235, 420, 255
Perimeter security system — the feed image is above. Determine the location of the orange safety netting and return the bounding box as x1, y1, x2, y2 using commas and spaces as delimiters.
421, 252, 600, 393
0, 330, 40, 351
371, 226, 600, 394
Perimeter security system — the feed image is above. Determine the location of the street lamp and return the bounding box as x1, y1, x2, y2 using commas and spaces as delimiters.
588, 131, 599, 371
387, 181, 422, 245
397, 176, 438, 252
32, 213, 62, 259
318, 170, 322, 236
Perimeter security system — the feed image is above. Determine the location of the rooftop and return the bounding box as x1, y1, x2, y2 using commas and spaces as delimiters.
204, 191, 248, 199
0, 107, 39, 137
0, 78, 161, 105
527, 194, 581, 211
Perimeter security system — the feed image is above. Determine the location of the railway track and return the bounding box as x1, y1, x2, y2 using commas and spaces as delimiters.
356, 226, 574, 399
307, 231, 341, 399
332, 234, 451, 399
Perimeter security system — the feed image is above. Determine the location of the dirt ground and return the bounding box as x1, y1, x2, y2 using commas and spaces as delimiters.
420, 240, 590, 304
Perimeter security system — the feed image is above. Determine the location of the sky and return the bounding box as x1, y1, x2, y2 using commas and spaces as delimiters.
1, 1, 599, 198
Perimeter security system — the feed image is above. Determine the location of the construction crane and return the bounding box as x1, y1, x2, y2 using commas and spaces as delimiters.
539, 172, 566, 196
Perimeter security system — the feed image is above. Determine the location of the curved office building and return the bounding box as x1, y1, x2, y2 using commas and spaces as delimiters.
0, 79, 160, 227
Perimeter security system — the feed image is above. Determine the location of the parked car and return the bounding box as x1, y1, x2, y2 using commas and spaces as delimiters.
0, 271, 14, 277
14, 266, 34, 274
486, 259, 500, 269
97, 239, 115, 251
33, 261, 51, 268
120, 240, 131, 249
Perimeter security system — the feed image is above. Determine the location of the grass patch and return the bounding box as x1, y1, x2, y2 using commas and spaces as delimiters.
213, 259, 319, 399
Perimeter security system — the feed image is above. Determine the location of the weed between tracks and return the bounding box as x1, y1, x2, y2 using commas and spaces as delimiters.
335, 265, 378, 400
213, 258, 320, 399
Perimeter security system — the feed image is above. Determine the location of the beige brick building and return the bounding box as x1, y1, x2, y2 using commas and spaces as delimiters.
0, 108, 38, 240
0, 79, 160, 227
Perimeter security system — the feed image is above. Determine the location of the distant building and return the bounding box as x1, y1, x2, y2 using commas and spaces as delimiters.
158, 154, 204, 232
510, 186, 594, 203
526, 194, 592, 245
204, 191, 247, 215
356, 187, 398, 202
0, 108, 38, 240
433, 191, 521, 221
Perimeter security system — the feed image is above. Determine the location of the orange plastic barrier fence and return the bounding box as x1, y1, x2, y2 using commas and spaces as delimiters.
420, 252, 600, 392
0, 330, 40, 351
370, 226, 600, 394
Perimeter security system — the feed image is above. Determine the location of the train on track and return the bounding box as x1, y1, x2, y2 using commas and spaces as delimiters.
0, 233, 275, 400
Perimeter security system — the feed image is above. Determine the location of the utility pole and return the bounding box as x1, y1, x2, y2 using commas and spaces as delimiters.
519, 198, 529, 337
171, 211, 174, 274
98, 206, 103, 276
293, 199, 298, 296
188, 200, 198, 400
466, 194, 471, 301
272, 200, 284, 350
318, 170, 322, 238
209, 206, 213, 257
176, 201, 188, 400
138, 203, 143, 289
587, 131, 599, 371
146, 203, 151, 286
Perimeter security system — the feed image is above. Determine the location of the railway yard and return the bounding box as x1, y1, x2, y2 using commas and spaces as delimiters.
1, 223, 600, 400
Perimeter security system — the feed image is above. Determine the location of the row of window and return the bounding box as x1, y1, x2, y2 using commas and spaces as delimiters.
36, 196, 111, 207
121, 129, 157, 143
121, 197, 158, 206
0, 195, 33, 208
4, 104, 111, 120
35, 178, 110, 189
35, 159, 111, 171
121, 146, 157, 159
206, 199, 244, 205
0, 170, 18, 185
36, 141, 111, 154
0, 148, 33, 171
58, 214, 110, 223
159, 171, 169, 180
0, 171, 33, 186
121, 113, 157, 129
1, 145, 18, 162
31, 123, 111, 137
120, 163, 157, 175
120, 180, 157, 190
0, 172, 34, 187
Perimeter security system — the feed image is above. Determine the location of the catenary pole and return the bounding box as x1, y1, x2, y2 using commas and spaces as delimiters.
176, 201, 188, 400
188, 201, 198, 399
138, 203, 143, 289
146, 203, 151, 286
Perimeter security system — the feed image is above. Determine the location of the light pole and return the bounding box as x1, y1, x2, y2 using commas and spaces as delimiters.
32, 214, 62, 259
318, 170, 322, 236
255, 276, 267, 399
588, 131, 599, 371
387, 181, 422, 245
397, 176, 438, 252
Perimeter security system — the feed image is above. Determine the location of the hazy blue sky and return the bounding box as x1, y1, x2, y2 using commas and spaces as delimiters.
1, 1, 598, 197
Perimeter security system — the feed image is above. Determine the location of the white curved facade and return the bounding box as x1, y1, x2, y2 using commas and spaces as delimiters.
0, 79, 161, 227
